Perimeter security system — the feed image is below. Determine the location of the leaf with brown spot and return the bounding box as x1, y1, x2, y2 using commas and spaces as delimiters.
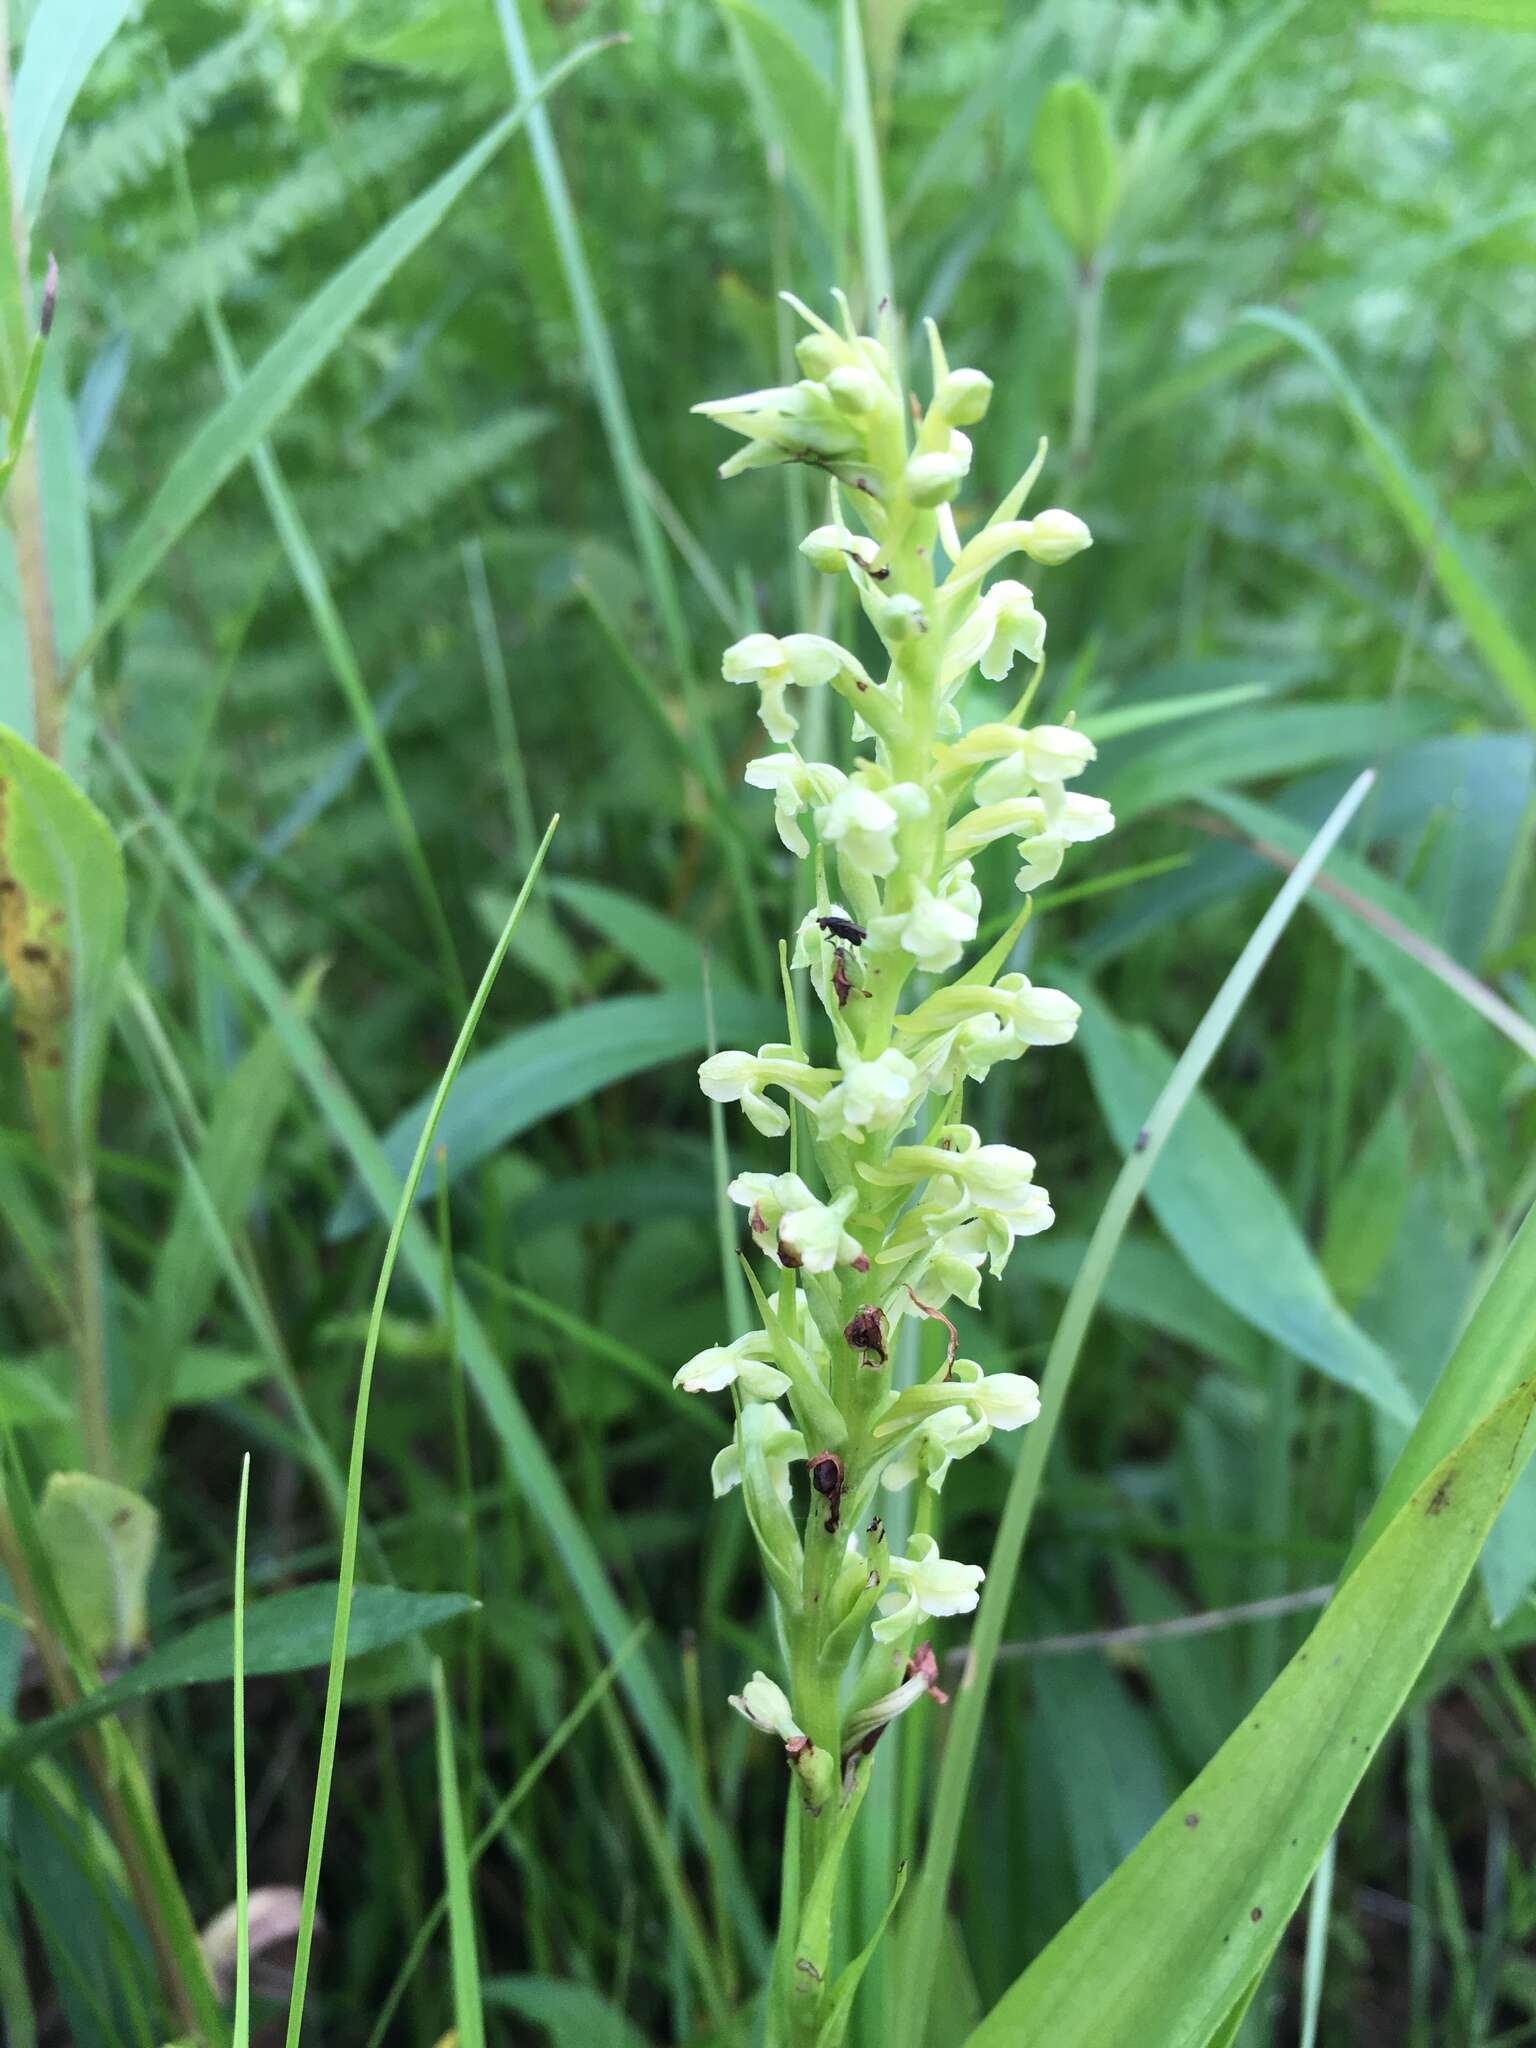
0, 730, 124, 1173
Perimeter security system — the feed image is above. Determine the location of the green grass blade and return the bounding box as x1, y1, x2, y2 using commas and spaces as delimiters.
1298, 1834, 1336, 2048
432, 1661, 485, 2048
75, 37, 611, 674
897, 770, 1377, 2047
280, 816, 559, 2047
840, 0, 894, 323
232, 1454, 251, 2048
1243, 306, 1536, 725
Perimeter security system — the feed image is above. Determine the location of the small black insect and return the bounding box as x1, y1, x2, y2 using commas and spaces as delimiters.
816, 914, 867, 946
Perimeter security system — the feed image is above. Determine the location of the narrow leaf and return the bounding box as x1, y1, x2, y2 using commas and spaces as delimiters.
0, 1586, 476, 1777
10, 0, 133, 220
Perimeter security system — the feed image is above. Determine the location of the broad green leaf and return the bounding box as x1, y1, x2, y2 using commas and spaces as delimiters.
328, 988, 780, 1236
547, 876, 751, 994
79, 38, 609, 669
967, 1373, 1536, 2048
10, 0, 133, 220
1031, 78, 1119, 259
169, 1348, 266, 1406
1103, 698, 1448, 824
1349, 1203, 1536, 1616
0, 730, 124, 1171
0, 1359, 70, 1425
35, 1472, 157, 1660
0, 1585, 477, 1779
1244, 307, 1536, 726
1075, 997, 1415, 1422
1034, 1657, 1169, 1900
1023, 1231, 1264, 1378
482, 1975, 650, 2048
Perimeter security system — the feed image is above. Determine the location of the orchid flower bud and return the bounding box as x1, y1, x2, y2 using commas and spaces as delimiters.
905, 434, 972, 506
933, 367, 993, 426
799, 523, 880, 575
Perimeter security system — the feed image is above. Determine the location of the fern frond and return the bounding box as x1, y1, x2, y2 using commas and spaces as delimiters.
58, 23, 270, 214
132, 102, 444, 357
299, 407, 553, 570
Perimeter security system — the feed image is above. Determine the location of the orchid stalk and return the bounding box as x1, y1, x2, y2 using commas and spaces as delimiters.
680, 292, 1113, 2046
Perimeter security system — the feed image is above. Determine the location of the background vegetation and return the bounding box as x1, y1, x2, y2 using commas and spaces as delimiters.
2, 0, 1535, 2042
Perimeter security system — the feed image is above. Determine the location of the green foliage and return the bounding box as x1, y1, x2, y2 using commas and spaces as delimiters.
34, 1470, 157, 1659
972, 1229, 1536, 2046
1030, 79, 1119, 260
2, 0, 1534, 2042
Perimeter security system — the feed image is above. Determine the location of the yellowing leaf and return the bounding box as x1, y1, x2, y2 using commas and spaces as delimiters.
0, 730, 124, 1172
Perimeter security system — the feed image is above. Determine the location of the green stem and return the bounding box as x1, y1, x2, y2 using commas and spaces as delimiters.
67, 1173, 113, 1478
1069, 256, 1105, 469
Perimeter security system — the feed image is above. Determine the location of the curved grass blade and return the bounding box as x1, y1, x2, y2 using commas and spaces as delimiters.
1243, 306, 1536, 726
897, 770, 1377, 2048
281, 815, 558, 2048
432, 1661, 485, 2048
